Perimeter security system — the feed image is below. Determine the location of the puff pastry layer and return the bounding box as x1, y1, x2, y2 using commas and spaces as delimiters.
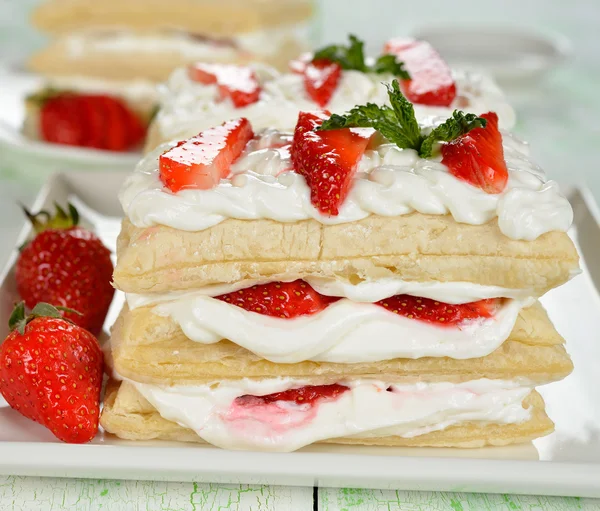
100, 380, 554, 448
32, 0, 313, 35
109, 303, 573, 386
28, 33, 303, 81
114, 216, 579, 295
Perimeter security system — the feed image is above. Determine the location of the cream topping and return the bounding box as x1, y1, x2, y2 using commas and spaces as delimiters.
154, 67, 515, 143
129, 377, 532, 452
120, 124, 573, 241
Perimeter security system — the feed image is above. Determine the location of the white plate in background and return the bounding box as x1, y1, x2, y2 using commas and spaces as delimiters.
0, 172, 600, 496
0, 68, 142, 174
413, 26, 571, 86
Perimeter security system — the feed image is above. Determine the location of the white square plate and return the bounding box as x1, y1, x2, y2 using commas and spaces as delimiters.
1, 171, 600, 496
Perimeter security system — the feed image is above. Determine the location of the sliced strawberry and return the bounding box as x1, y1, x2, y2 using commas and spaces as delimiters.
384, 38, 456, 107
38, 93, 146, 151
76, 96, 105, 149
303, 59, 342, 108
188, 63, 261, 108
40, 95, 85, 147
159, 118, 254, 192
441, 112, 508, 194
236, 384, 350, 407
216, 280, 339, 319
377, 295, 500, 326
291, 111, 372, 215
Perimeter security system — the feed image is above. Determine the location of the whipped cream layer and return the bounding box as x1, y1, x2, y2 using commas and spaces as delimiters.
120, 125, 573, 241
129, 377, 532, 451
151, 295, 531, 363
126, 277, 534, 363
155, 67, 515, 141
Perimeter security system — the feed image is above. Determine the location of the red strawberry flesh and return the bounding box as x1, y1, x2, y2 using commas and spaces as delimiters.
441, 112, 508, 194
303, 59, 343, 108
0, 316, 103, 444
384, 38, 456, 107
39, 93, 146, 151
159, 117, 254, 192
377, 295, 501, 326
236, 384, 350, 407
216, 280, 340, 319
291, 111, 373, 215
188, 63, 261, 108
217, 279, 502, 327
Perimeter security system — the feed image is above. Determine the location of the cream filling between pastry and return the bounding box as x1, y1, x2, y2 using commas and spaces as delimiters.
126, 377, 532, 452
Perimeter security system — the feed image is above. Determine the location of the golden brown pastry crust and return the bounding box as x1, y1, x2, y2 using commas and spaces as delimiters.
113, 216, 579, 295
100, 380, 554, 448
32, 0, 313, 35
109, 303, 573, 386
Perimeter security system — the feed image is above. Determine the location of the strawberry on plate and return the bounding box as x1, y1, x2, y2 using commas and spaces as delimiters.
441, 112, 508, 194
188, 63, 262, 108
159, 118, 254, 192
383, 38, 456, 107
236, 384, 350, 407
291, 111, 373, 215
377, 295, 500, 326
0, 302, 103, 444
16, 203, 114, 335
216, 280, 339, 319
36, 91, 146, 151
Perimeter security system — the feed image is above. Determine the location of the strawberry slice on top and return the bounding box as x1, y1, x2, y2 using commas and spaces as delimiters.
159, 118, 254, 193
291, 111, 372, 215
188, 63, 262, 108
216, 280, 339, 319
441, 112, 508, 194
384, 38, 456, 107
303, 59, 342, 108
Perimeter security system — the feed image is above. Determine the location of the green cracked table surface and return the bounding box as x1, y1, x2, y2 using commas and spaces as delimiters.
2, 478, 600, 511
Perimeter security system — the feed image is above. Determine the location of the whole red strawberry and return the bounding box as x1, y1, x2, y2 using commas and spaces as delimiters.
0, 302, 103, 443
16, 203, 114, 335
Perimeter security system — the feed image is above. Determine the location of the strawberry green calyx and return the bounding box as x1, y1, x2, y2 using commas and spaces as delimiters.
8, 301, 82, 335
25, 87, 67, 107
22, 202, 80, 234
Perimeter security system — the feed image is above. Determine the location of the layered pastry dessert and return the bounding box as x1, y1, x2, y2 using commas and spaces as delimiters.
101, 78, 578, 451
146, 36, 516, 152
25, 0, 312, 151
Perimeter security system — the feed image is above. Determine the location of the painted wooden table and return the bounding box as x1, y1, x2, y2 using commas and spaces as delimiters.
2, 477, 600, 510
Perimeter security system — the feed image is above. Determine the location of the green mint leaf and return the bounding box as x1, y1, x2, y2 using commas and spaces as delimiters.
419, 110, 488, 158
372, 54, 411, 79
313, 34, 368, 72
385, 80, 423, 150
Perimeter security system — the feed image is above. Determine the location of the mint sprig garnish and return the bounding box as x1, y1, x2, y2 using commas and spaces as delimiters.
313, 35, 410, 79
318, 79, 487, 158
